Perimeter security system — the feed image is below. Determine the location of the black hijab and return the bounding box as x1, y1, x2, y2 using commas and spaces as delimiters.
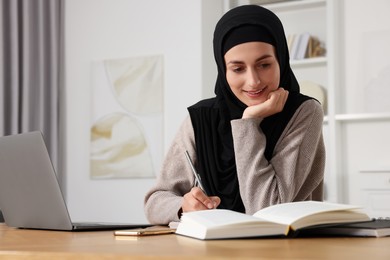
187, 5, 312, 212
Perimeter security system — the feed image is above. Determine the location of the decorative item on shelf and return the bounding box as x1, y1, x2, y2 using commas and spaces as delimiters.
307, 35, 326, 58
288, 33, 326, 60
299, 80, 327, 114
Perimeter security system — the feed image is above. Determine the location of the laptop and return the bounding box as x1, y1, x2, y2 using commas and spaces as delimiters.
0, 131, 151, 231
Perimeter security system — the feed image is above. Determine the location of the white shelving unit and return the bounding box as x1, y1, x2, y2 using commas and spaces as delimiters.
225, 0, 390, 217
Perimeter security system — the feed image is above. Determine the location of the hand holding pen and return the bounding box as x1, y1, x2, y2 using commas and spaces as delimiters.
185, 151, 207, 193
182, 151, 221, 212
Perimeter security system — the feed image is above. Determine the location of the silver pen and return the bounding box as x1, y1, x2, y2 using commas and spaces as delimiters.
185, 150, 207, 194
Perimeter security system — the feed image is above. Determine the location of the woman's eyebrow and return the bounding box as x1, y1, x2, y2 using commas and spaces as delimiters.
226, 54, 273, 65
255, 54, 273, 62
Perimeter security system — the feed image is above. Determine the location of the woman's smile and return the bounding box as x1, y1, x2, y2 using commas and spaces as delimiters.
244, 86, 267, 97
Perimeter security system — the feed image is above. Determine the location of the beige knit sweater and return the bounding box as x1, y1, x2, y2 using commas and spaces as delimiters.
144, 99, 325, 225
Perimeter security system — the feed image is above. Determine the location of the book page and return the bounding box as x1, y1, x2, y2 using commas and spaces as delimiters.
181, 209, 274, 229
253, 201, 361, 226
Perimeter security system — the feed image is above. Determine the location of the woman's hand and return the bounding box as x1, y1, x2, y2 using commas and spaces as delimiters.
181, 187, 221, 213
242, 88, 289, 119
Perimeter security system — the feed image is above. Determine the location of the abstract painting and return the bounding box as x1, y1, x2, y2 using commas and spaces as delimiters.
90, 55, 163, 179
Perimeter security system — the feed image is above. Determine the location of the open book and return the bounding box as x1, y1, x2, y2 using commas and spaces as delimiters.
175, 201, 371, 240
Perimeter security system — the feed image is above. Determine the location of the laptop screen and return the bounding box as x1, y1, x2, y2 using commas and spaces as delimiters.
0, 131, 73, 230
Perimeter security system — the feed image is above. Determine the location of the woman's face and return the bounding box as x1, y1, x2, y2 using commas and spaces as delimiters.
224, 41, 280, 107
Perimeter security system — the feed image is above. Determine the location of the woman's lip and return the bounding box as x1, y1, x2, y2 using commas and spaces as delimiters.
244, 87, 266, 97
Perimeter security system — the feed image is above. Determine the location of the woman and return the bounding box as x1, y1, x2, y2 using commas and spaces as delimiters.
144, 5, 325, 225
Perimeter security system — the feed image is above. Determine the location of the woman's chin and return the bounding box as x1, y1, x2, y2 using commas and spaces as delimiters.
245, 99, 264, 107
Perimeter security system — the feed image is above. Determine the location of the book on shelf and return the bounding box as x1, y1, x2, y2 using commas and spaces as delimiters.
287, 33, 325, 60
175, 201, 371, 240
288, 33, 301, 60
295, 32, 311, 60
286, 34, 296, 54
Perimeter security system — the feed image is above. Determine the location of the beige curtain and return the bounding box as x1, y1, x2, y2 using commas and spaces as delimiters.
0, 0, 62, 171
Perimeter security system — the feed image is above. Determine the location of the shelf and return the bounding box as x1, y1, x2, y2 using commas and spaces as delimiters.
359, 169, 390, 173
263, 0, 326, 12
335, 113, 390, 122
290, 56, 327, 67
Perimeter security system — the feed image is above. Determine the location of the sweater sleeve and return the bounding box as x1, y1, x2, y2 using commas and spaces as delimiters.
144, 116, 196, 225
231, 99, 326, 215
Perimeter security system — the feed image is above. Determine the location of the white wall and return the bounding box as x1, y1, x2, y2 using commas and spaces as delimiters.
342, 0, 390, 114
63, 0, 223, 223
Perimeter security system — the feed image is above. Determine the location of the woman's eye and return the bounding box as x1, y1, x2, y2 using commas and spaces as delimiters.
232, 67, 244, 73
258, 63, 270, 69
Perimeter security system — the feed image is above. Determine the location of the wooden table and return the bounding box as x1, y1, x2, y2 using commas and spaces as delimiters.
1, 223, 390, 259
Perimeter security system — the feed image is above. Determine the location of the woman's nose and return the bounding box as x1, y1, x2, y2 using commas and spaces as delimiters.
247, 68, 260, 88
